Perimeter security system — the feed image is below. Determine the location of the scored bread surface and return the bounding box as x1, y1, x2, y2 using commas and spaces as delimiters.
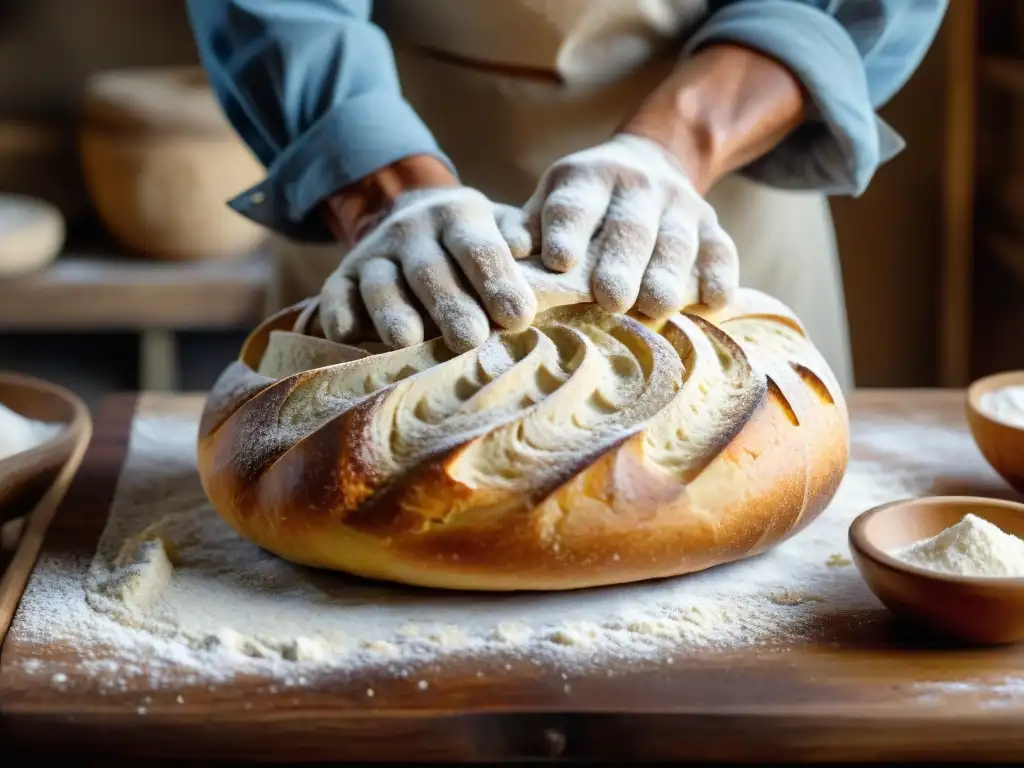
197, 288, 849, 591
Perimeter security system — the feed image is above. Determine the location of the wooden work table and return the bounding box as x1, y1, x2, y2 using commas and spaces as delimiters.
1, 389, 1022, 763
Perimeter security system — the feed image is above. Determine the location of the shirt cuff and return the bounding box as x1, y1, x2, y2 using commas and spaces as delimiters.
683, 0, 904, 197
230, 92, 454, 243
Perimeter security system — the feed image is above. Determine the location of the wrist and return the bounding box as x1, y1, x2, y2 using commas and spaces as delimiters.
620, 44, 805, 195
320, 155, 458, 245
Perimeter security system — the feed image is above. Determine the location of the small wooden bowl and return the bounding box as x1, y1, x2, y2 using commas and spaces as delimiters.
81, 67, 266, 261
0, 372, 90, 524
967, 371, 1024, 493
849, 496, 1024, 645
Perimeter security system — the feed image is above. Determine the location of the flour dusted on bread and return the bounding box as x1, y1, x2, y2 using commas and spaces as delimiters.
0, 401, 63, 461
197, 286, 849, 591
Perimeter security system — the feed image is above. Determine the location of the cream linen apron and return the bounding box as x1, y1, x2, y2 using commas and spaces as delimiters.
270, 0, 854, 390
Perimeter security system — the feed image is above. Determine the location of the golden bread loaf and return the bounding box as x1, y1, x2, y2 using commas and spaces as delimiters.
197, 284, 849, 591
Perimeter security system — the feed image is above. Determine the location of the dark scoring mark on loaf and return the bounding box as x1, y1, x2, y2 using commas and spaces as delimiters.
200, 304, 316, 438
681, 314, 747, 368
241, 387, 396, 523
679, 385, 767, 484
673, 315, 769, 484
200, 372, 344, 521
723, 312, 806, 337
352, 416, 650, 538
767, 377, 799, 426
791, 362, 836, 406
343, 439, 483, 535
198, 362, 274, 439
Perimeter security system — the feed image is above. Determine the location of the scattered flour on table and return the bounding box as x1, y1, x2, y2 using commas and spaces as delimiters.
0, 400, 63, 461
912, 676, 1024, 709
978, 385, 1024, 429
892, 513, 1024, 578
6, 396, 1014, 691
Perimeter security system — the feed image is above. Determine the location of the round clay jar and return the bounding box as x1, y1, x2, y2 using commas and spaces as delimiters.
0, 193, 65, 277
80, 67, 267, 261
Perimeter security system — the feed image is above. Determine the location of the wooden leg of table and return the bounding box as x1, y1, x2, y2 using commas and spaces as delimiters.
139, 329, 179, 392
940, 1, 978, 386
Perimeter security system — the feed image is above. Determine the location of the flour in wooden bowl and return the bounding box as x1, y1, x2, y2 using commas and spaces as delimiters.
892, 513, 1024, 578
0, 400, 63, 460
8, 395, 995, 691
978, 386, 1024, 429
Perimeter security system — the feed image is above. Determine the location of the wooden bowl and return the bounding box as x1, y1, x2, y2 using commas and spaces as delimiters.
966, 371, 1024, 493
849, 496, 1024, 645
0, 372, 91, 524
80, 67, 266, 261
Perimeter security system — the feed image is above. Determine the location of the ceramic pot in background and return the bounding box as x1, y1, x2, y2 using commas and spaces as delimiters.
0, 193, 65, 277
80, 66, 266, 261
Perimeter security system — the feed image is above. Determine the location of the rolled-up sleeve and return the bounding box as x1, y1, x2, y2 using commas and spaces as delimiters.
186, 0, 451, 242
683, 0, 948, 196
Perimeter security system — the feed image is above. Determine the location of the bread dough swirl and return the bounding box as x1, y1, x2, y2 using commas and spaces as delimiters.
198, 275, 849, 591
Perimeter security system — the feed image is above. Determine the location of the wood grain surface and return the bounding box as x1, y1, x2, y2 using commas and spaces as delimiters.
1, 390, 1023, 764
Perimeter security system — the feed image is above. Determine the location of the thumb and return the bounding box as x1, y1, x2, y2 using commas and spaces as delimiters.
319, 270, 370, 343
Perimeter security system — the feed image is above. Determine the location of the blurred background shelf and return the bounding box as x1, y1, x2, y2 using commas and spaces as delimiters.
0, 243, 272, 396
0, 221, 272, 403
0, 247, 271, 331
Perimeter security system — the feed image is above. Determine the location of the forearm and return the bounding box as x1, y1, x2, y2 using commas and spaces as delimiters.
621, 44, 805, 195
185, 0, 451, 242
656, 0, 948, 196
321, 155, 458, 246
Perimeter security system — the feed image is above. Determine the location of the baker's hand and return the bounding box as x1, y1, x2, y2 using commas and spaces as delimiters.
319, 187, 536, 353
523, 134, 739, 319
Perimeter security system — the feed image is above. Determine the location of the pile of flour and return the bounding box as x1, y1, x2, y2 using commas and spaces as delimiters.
912, 676, 1024, 709
978, 386, 1024, 429
7, 396, 1003, 690
0, 401, 63, 461
893, 513, 1024, 578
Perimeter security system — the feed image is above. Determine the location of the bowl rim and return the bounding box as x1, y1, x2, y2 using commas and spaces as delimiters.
0, 371, 90, 470
966, 371, 1024, 432
848, 495, 1024, 587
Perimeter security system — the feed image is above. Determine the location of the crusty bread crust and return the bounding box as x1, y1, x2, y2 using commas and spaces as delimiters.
197, 289, 848, 591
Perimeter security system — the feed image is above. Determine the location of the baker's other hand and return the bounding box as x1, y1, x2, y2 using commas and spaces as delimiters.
319, 187, 536, 353
523, 134, 739, 320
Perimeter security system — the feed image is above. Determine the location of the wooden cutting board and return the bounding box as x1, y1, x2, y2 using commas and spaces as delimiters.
1, 390, 1023, 763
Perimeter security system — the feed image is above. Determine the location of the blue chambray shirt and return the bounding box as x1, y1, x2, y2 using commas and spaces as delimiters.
185, 0, 948, 244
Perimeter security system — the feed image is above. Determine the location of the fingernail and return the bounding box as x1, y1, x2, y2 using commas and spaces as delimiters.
543, 242, 577, 272
592, 269, 636, 313
377, 310, 423, 348
545, 229, 587, 271
701, 278, 734, 309
444, 320, 490, 353
488, 284, 537, 330
509, 236, 533, 260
